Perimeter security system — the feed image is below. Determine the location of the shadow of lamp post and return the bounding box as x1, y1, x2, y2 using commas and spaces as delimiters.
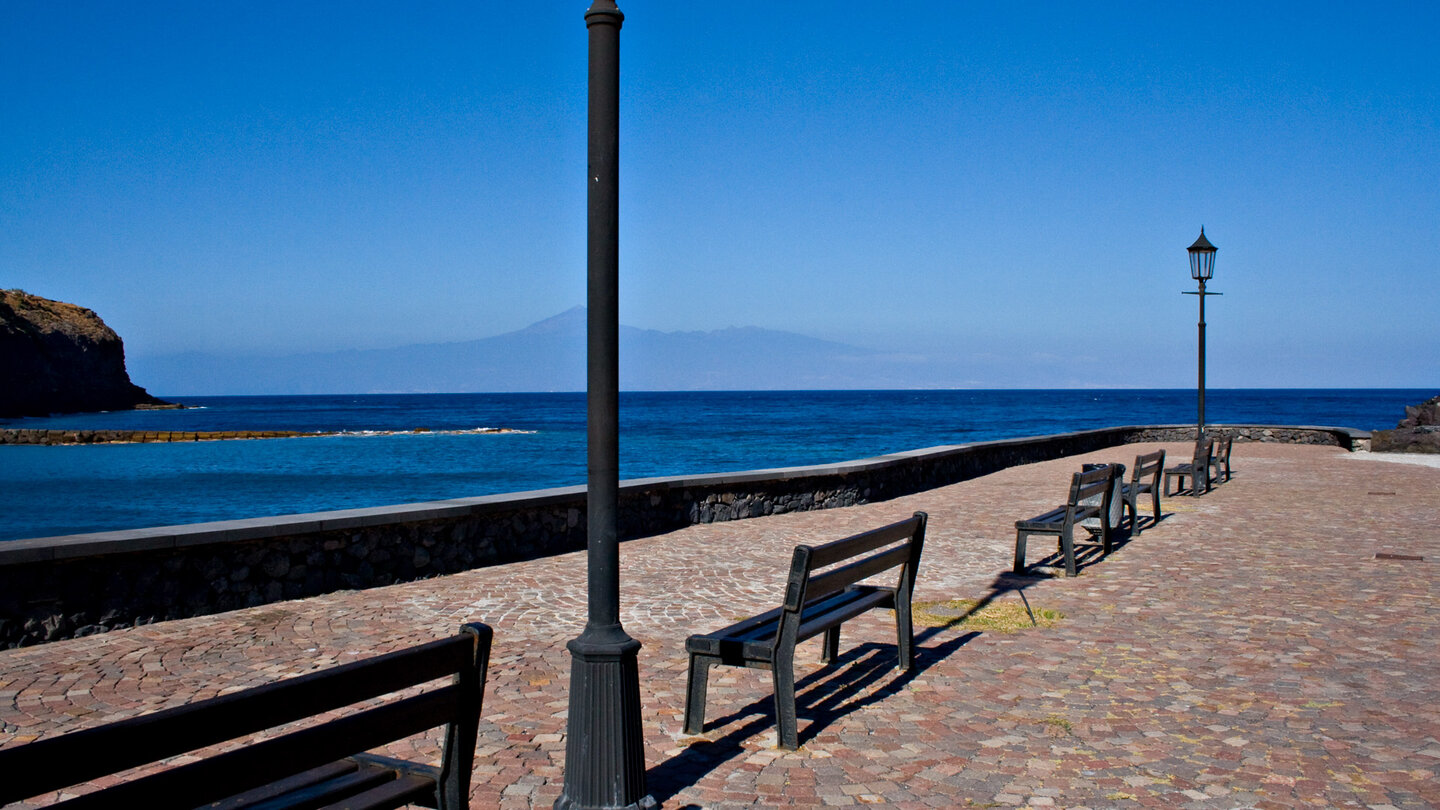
1184, 228, 1219, 438
556, 2, 656, 809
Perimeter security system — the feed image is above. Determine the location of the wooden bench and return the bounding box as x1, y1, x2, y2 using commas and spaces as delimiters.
683, 512, 927, 750
1120, 449, 1166, 533
1013, 465, 1116, 578
1164, 435, 1214, 497
0, 622, 493, 810
1209, 434, 1234, 484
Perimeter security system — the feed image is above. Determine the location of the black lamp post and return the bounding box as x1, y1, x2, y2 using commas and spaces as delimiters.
555, 2, 654, 809
1183, 228, 1219, 437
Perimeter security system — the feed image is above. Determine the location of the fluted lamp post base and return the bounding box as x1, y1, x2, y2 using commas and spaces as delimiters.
554, 629, 655, 810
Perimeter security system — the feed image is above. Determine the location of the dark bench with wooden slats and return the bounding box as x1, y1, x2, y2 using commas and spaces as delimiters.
1121, 450, 1166, 533
1209, 434, 1234, 484
1164, 435, 1215, 497
1014, 465, 1116, 577
683, 512, 927, 750
0, 622, 493, 810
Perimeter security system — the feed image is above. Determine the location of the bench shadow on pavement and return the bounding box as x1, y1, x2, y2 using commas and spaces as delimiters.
648, 571, 1050, 803
647, 631, 978, 804
1022, 516, 1169, 576
1023, 538, 1108, 575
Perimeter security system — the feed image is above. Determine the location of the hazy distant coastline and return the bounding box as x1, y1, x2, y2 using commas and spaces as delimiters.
128, 307, 1142, 396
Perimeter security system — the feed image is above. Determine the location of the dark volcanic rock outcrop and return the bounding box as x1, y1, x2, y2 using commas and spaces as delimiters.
1371, 394, 1440, 454
0, 289, 170, 418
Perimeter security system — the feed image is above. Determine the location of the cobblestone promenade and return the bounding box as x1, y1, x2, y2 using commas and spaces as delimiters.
3, 442, 1437, 809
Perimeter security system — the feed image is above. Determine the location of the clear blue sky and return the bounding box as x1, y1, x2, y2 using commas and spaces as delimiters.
4, 2, 1437, 388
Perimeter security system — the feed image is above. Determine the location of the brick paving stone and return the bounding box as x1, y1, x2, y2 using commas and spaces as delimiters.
1, 442, 1438, 808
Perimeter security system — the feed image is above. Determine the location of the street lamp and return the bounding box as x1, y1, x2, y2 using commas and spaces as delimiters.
555, 2, 655, 809
1183, 228, 1219, 437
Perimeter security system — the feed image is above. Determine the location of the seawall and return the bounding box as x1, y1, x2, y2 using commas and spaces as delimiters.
0, 424, 1368, 648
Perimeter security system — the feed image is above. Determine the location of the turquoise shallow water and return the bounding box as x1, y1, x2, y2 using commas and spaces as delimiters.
0, 389, 1425, 541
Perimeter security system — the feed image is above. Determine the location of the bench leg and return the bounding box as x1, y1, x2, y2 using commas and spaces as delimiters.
1060, 525, 1077, 577
773, 646, 799, 750
821, 626, 840, 665
1150, 487, 1162, 525
1013, 529, 1028, 574
683, 655, 713, 735
895, 599, 914, 671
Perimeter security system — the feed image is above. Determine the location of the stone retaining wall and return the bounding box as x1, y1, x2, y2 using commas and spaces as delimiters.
0, 424, 1367, 648
1126, 424, 1371, 450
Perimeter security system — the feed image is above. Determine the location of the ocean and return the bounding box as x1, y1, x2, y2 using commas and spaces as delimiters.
0, 389, 1426, 542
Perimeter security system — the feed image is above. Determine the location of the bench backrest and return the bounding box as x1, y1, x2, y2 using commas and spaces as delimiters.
1215, 434, 1233, 463
782, 512, 927, 619
1130, 450, 1166, 488
1187, 435, 1215, 492
1194, 435, 1215, 467
1066, 465, 1114, 521
0, 622, 493, 810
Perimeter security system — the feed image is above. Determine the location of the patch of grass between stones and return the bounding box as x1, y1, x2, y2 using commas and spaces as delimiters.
910, 598, 1063, 632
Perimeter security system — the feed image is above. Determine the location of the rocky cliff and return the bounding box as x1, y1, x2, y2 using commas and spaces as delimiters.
0, 289, 170, 418
1370, 394, 1440, 454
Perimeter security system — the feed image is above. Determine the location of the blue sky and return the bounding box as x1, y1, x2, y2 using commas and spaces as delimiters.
3, 2, 1437, 388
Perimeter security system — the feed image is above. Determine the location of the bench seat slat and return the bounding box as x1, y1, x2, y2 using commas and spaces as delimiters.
685, 582, 898, 660
686, 586, 899, 664
1017, 504, 1101, 530
689, 605, 785, 644
221, 762, 397, 810
314, 772, 436, 810
794, 586, 894, 643
1014, 507, 1067, 529
50, 686, 461, 810
685, 609, 784, 663
204, 760, 363, 810
2, 634, 472, 800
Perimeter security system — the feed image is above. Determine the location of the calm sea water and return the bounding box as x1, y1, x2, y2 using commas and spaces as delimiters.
0, 389, 1426, 542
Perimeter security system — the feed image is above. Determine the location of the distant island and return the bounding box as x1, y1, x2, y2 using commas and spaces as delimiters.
128, 307, 936, 395
0, 289, 175, 418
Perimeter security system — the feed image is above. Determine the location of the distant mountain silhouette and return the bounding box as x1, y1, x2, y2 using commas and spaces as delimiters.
129, 308, 930, 395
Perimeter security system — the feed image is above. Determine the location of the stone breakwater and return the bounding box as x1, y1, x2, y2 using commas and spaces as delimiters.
0, 427, 527, 445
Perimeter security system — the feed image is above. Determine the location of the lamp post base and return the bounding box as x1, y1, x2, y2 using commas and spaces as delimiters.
554, 628, 655, 810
